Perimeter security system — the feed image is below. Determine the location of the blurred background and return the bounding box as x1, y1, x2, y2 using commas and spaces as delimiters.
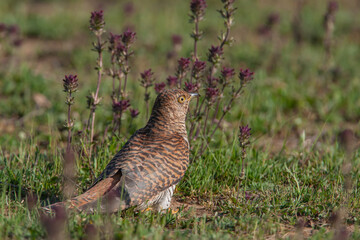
1, 1, 360, 238
0, 0, 359, 153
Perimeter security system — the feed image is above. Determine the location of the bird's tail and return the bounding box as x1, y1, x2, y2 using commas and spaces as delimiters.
43, 174, 126, 213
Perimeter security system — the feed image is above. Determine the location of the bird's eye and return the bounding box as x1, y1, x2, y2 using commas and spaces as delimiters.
178, 95, 186, 103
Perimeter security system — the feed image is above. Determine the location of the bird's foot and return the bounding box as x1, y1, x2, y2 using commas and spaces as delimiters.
142, 207, 152, 212
168, 208, 179, 214
162, 208, 179, 214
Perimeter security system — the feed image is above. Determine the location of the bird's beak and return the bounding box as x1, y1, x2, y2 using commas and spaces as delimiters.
189, 93, 199, 100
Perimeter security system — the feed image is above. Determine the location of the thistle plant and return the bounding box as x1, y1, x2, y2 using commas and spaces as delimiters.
238, 124, 251, 177
180, 0, 254, 156
108, 29, 136, 133
119, 29, 136, 96
189, 0, 207, 70
139, 69, 155, 119
87, 10, 106, 159
176, 57, 191, 88
108, 33, 121, 100
209, 68, 254, 135
238, 125, 251, 159
130, 108, 140, 118
167, 75, 179, 88
62, 74, 78, 198
112, 99, 130, 134
154, 82, 166, 93
63, 75, 78, 153
61, 1, 253, 163
0, 23, 21, 50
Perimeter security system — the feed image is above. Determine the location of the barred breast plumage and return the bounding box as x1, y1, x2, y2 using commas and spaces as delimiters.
46, 89, 197, 213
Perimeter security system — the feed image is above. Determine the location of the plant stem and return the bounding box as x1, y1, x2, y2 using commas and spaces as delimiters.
220, 26, 230, 49
196, 19, 231, 147
87, 34, 103, 179
110, 55, 117, 100
118, 73, 122, 100
189, 64, 215, 140
189, 96, 205, 139
178, 74, 183, 89
122, 50, 129, 97
209, 85, 243, 140
66, 92, 72, 153
190, 17, 200, 84
206, 13, 231, 125
211, 83, 227, 124
202, 104, 210, 136
118, 111, 122, 135
110, 61, 118, 132
145, 87, 149, 119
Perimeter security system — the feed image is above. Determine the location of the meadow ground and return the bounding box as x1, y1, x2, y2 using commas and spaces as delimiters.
0, 0, 360, 239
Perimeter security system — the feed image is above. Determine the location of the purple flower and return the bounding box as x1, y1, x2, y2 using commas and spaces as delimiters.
140, 69, 155, 87
121, 29, 136, 47
193, 59, 206, 76
207, 76, 218, 88
154, 82, 166, 93
208, 45, 223, 64
115, 42, 126, 56
239, 68, 254, 85
109, 33, 121, 45
172, 34, 182, 46
205, 87, 219, 100
109, 33, 121, 51
239, 125, 251, 139
190, 0, 207, 19
185, 82, 199, 92
267, 13, 280, 26
7, 25, 19, 35
167, 76, 178, 87
328, 1, 338, 13
245, 191, 256, 201
141, 69, 154, 81
0, 23, 6, 33
113, 99, 130, 113
63, 75, 79, 93
245, 191, 252, 201
89, 10, 105, 33
258, 13, 280, 35
221, 67, 235, 79
177, 57, 191, 72
12, 38, 22, 47
123, 2, 135, 16
239, 125, 251, 151
109, 33, 126, 59
130, 108, 139, 118
209, 46, 223, 56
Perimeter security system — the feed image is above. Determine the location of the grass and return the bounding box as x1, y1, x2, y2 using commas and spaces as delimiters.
1, 136, 359, 239
0, 0, 360, 239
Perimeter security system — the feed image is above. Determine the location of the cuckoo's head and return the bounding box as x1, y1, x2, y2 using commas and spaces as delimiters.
150, 89, 197, 124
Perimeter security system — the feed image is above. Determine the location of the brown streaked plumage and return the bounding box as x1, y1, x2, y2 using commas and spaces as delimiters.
46, 89, 196, 213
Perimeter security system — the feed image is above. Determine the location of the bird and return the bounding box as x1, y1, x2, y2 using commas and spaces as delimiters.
45, 89, 197, 213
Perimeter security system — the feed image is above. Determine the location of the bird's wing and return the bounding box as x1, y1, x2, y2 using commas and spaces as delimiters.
67, 129, 189, 212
